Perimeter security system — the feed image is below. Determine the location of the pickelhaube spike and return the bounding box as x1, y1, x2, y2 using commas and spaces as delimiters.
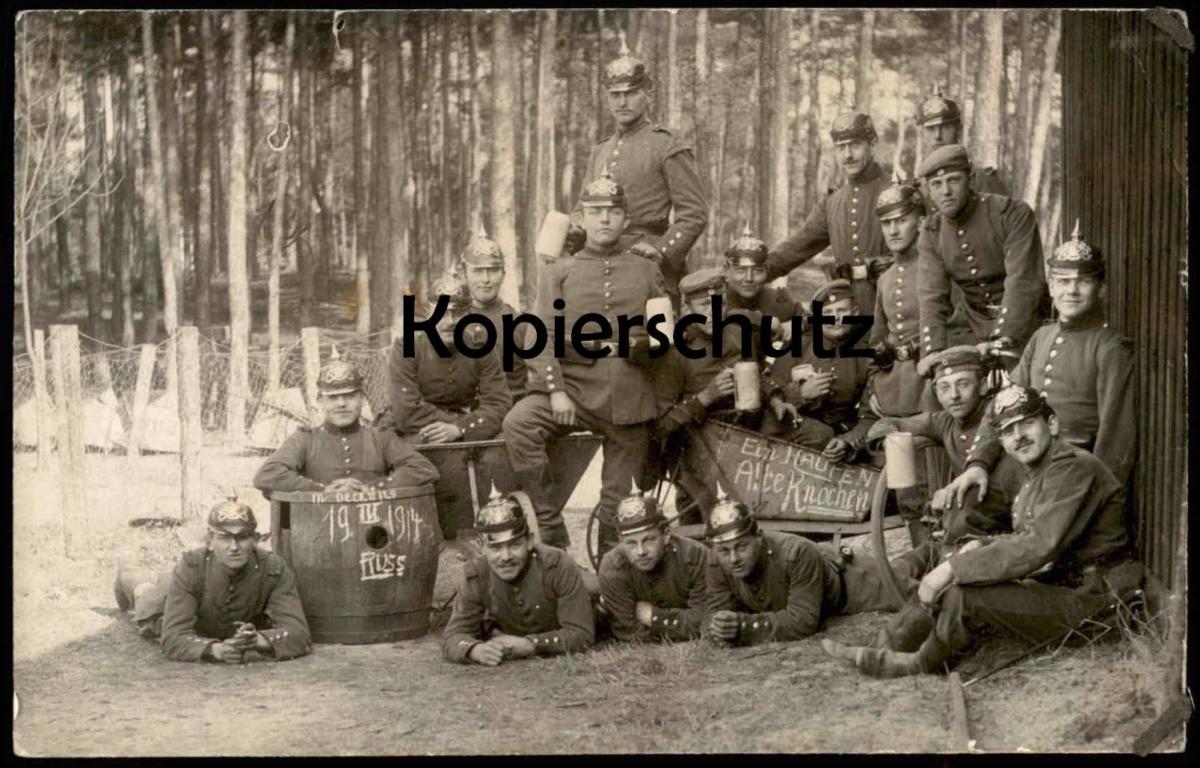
1049, 217, 1101, 273
604, 30, 649, 92
618, 29, 630, 57
488, 481, 502, 504
330, 344, 341, 362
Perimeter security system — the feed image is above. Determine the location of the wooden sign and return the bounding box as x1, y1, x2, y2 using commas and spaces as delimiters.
694, 422, 880, 524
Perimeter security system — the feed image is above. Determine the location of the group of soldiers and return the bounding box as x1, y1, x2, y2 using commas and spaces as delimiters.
113, 37, 1146, 682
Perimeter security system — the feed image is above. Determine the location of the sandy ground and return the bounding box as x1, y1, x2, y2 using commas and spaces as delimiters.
10, 449, 1180, 755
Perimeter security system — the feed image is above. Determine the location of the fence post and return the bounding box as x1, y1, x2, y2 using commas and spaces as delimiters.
49, 324, 87, 558
178, 327, 204, 522
31, 328, 52, 469
302, 327, 322, 427
126, 344, 157, 457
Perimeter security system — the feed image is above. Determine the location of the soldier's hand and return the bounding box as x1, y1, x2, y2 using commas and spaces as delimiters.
698, 368, 735, 406
327, 477, 368, 493
468, 641, 505, 666
209, 641, 246, 664
549, 391, 577, 427
420, 421, 463, 444
947, 465, 989, 509
635, 602, 655, 627
822, 438, 852, 462
956, 538, 985, 555
866, 419, 898, 443
769, 396, 799, 426
491, 634, 537, 659
628, 242, 664, 264
769, 316, 792, 343
917, 561, 954, 605
709, 610, 740, 643
799, 372, 834, 401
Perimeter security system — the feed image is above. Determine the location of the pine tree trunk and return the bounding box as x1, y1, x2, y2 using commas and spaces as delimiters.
805, 11, 822, 209
666, 10, 681, 130
142, 12, 179, 343
768, 10, 791, 244
1023, 12, 1060, 205
82, 69, 105, 341
972, 11, 1004, 168
162, 16, 186, 320
55, 207, 71, 313
856, 10, 875, 112
533, 9, 558, 296
269, 13, 295, 390
1013, 11, 1037, 194
467, 16, 485, 229
190, 17, 210, 329
226, 10, 251, 442
386, 17, 410, 331
491, 11, 521, 307
370, 17, 393, 330
352, 20, 370, 334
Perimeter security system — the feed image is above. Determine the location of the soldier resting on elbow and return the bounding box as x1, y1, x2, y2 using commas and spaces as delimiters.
823, 384, 1144, 678
113, 501, 311, 663
252, 358, 439, 498
597, 483, 708, 643
703, 487, 901, 647
442, 488, 595, 666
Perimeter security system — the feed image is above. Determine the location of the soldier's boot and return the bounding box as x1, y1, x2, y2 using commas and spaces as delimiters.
515, 467, 570, 549
823, 633, 951, 678
113, 562, 156, 614
874, 602, 936, 652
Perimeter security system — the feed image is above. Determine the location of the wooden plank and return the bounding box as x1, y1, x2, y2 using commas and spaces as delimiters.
49, 324, 87, 558
302, 326, 322, 427
1133, 694, 1192, 755
947, 671, 972, 751
177, 327, 203, 522
126, 344, 157, 457
31, 328, 52, 468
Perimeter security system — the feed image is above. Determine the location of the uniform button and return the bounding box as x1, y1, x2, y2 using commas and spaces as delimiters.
960, 435, 967, 442
612, 150, 620, 158
853, 245, 860, 252
960, 243, 968, 250
1044, 378, 1053, 386
896, 278, 903, 285
1049, 350, 1058, 358
957, 229, 965, 236
895, 313, 903, 320
344, 458, 351, 464
604, 282, 612, 288
923, 326, 930, 332
895, 322, 904, 330
967, 256, 975, 262
853, 187, 859, 194
970, 268, 978, 275
895, 289, 902, 296
343, 445, 350, 451
1055, 336, 1065, 344
1001, 307, 1008, 314
851, 220, 858, 227
851, 208, 858, 214
852, 233, 859, 240
1044, 364, 1053, 372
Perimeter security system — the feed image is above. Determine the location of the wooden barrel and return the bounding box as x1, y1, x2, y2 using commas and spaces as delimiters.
270, 486, 440, 644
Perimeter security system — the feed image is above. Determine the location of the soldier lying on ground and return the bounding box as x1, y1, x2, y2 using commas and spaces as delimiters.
822, 384, 1144, 678
765, 280, 873, 461
113, 501, 311, 663
953, 223, 1136, 490
252, 358, 439, 497
442, 487, 595, 665
597, 483, 708, 643
703, 487, 900, 647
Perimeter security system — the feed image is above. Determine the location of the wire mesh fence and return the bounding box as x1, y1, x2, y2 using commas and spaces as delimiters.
11, 328, 395, 454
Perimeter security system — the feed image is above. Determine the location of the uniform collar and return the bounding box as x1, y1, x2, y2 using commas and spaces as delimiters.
1059, 305, 1107, 332
960, 397, 989, 430
1023, 437, 1072, 477
577, 241, 625, 260
948, 191, 980, 224
472, 298, 509, 315
323, 420, 362, 436
616, 115, 651, 138
891, 242, 919, 264
848, 160, 884, 185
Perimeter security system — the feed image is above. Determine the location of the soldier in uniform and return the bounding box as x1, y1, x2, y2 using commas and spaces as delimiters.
113, 501, 312, 663
954, 223, 1136, 489
917, 144, 1048, 359
572, 33, 708, 308
916, 87, 1011, 197
765, 106, 892, 312
503, 175, 665, 552
865, 346, 1023, 593
823, 384, 1142, 677
651, 267, 792, 517
442, 488, 595, 665
766, 280, 873, 460
253, 358, 439, 497
597, 484, 709, 642
457, 227, 527, 402
704, 489, 900, 647
722, 225, 799, 321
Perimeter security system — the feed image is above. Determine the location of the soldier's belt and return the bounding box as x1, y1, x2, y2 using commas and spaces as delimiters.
561, 339, 619, 366
829, 263, 873, 282
894, 342, 918, 361
626, 221, 669, 237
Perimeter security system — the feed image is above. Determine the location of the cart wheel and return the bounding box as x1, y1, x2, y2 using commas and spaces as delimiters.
585, 502, 604, 571
870, 471, 907, 609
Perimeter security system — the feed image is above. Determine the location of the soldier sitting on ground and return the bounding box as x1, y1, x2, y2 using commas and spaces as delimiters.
765, 280, 873, 461
442, 487, 595, 665
704, 486, 900, 647
253, 357, 439, 497
113, 500, 311, 663
823, 384, 1144, 678
597, 482, 708, 643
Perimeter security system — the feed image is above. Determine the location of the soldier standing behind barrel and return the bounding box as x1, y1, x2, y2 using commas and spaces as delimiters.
572, 32, 707, 309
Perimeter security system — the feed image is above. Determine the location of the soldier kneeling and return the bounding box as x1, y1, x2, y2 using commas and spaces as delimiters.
704, 488, 900, 647
597, 483, 708, 642
442, 488, 595, 665
113, 500, 312, 663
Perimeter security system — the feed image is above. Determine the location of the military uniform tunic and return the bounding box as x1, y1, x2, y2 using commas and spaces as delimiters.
442, 543, 595, 662
918, 192, 1047, 354
705, 531, 895, 645
253, 421, 440, 495
158, 546, 312, 662
863, 243, 925, 419
470, 298, 528, 402
1010, 308, 1136, 485
389, 334, 512, 442
765, 161, 892, 310
767, 329, 873, 449
598, 534, 708, 642
574, 116, 708, 302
